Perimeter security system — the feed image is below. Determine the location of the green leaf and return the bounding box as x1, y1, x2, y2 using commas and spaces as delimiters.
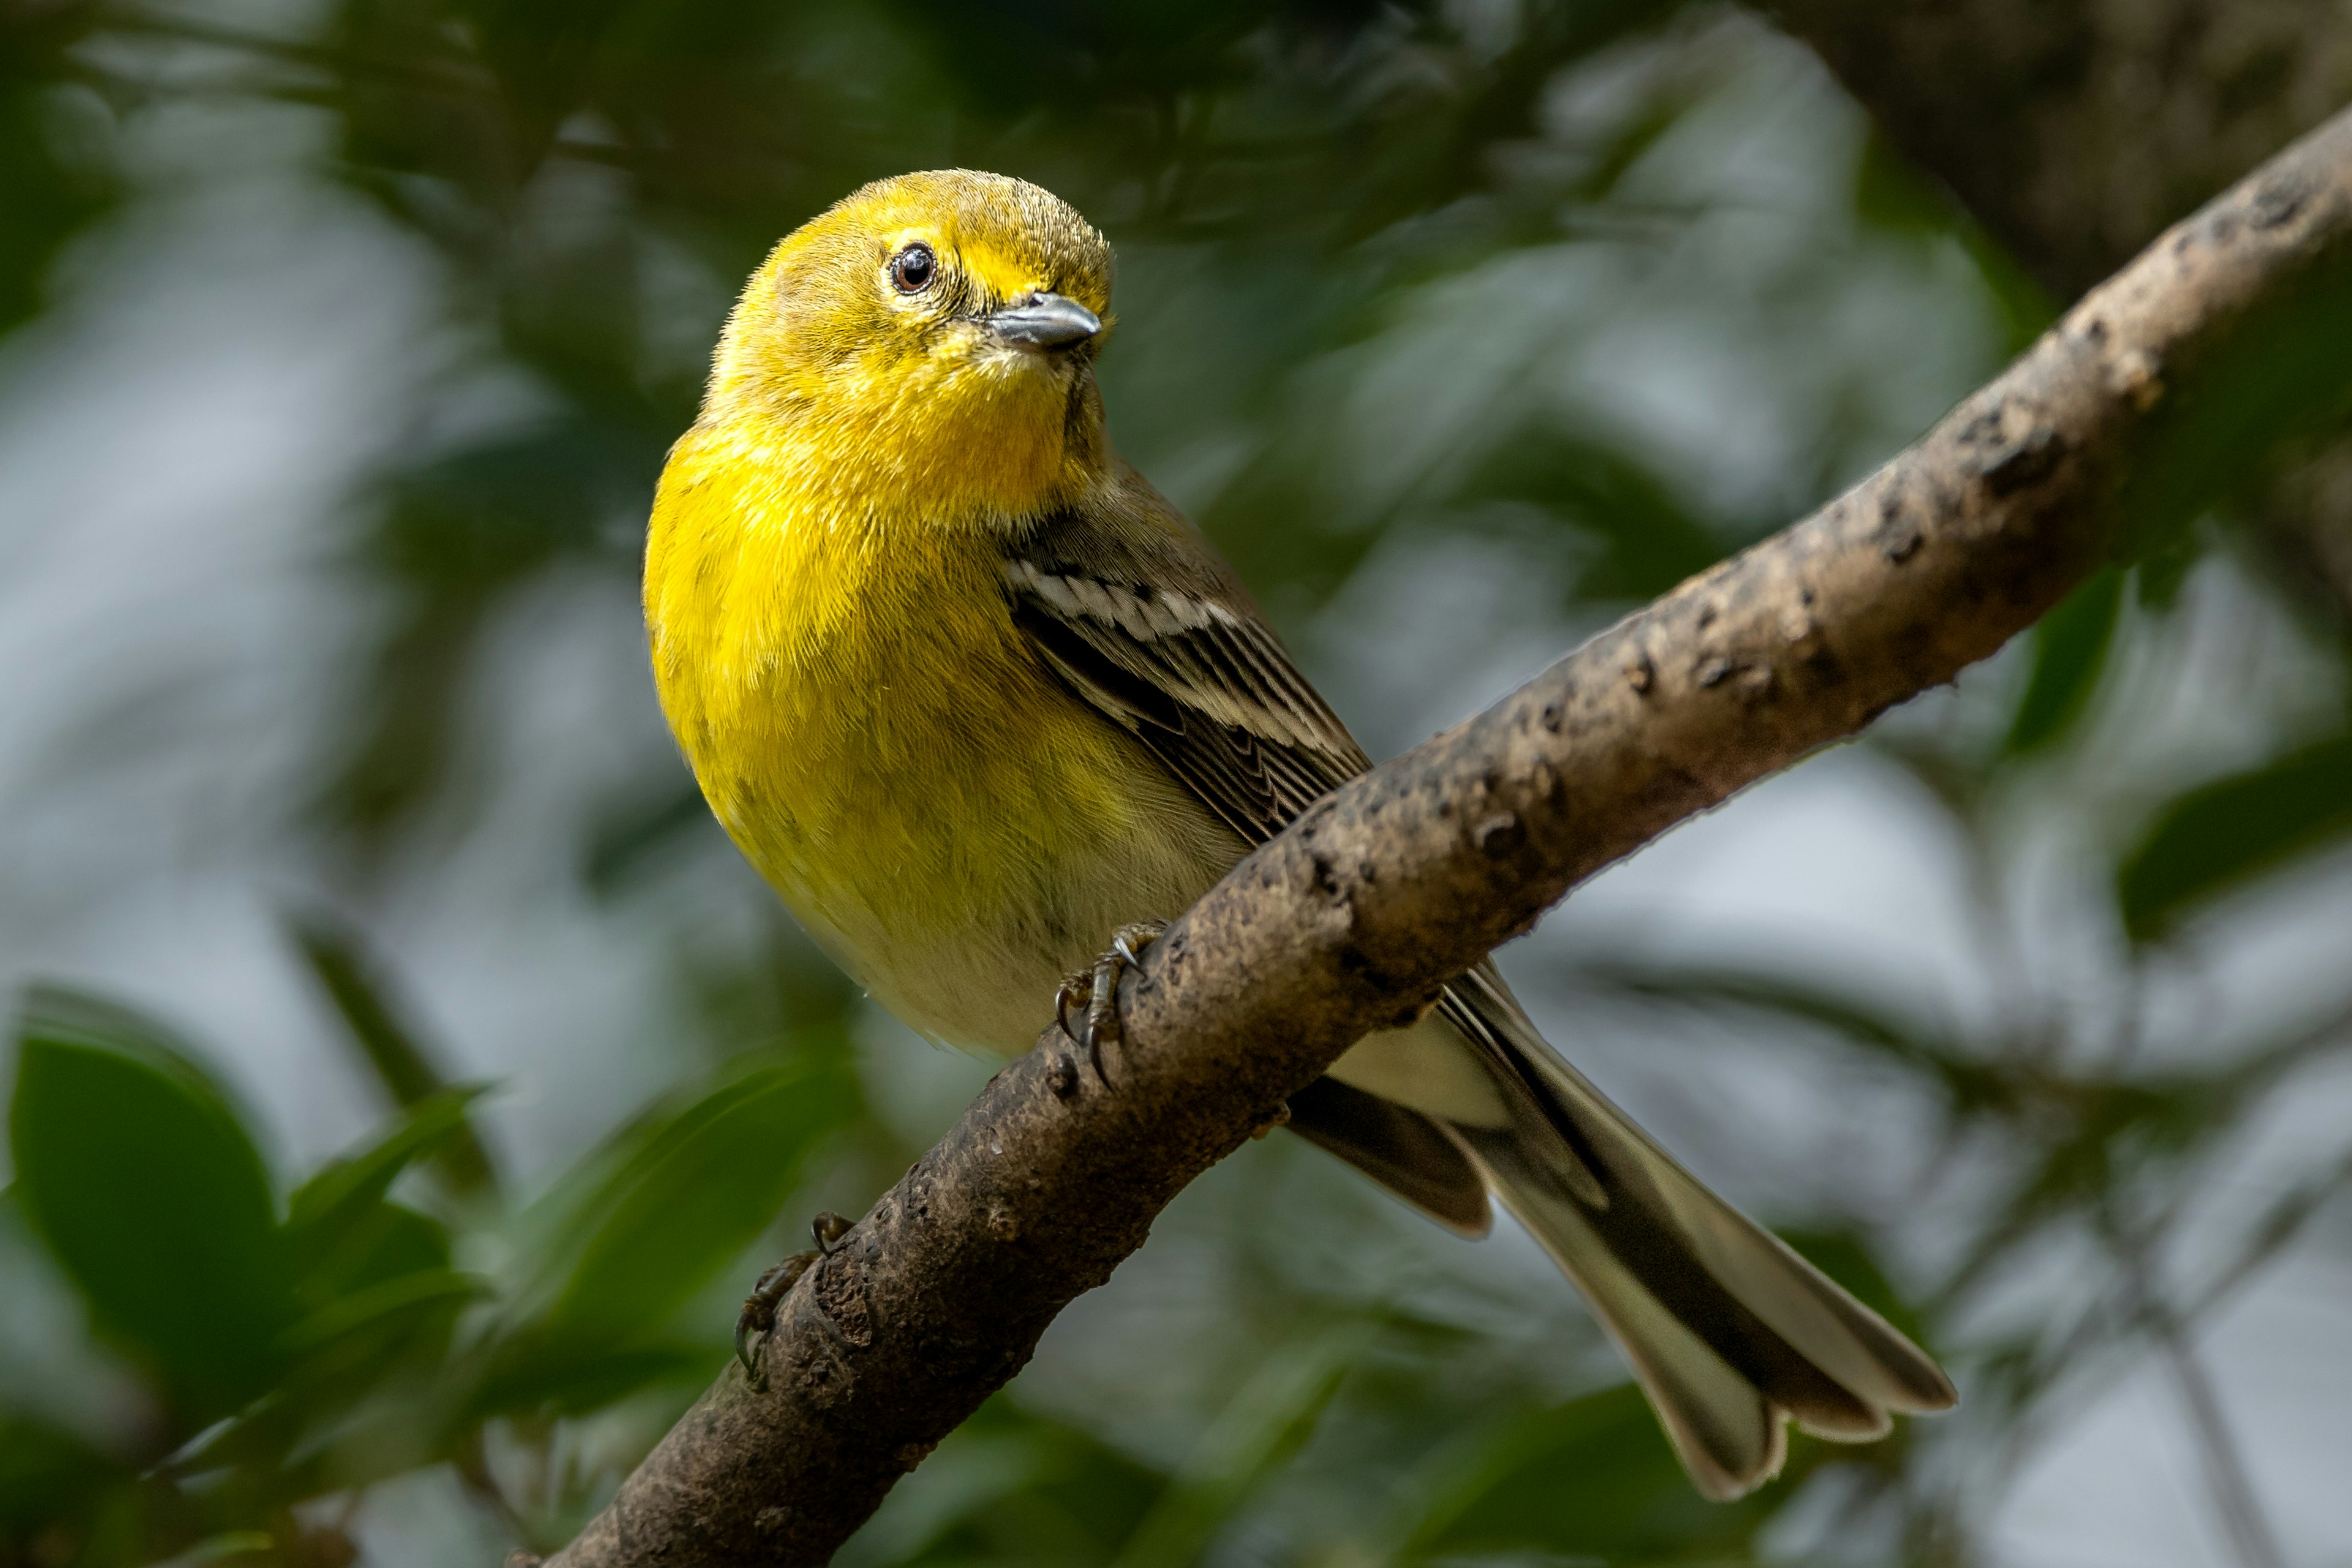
2135, 524, 2204, 611
288, 1086, 481, 1233
282, 1212, 470, 1411
283, 1087, 478, 1310
306, 1198, 453, 1311
555, 1059, 852, 1342
9, 987, 292, 1419
838, 1422, 1065, 1567
1852, 130, 1953, 238
0, 1412, 125, 1532
475, 1054, 858, 1415
842, 1396, 1168, 1567
1400, 1383, 1765, 1561
0, 73, 116, 343
2118, 733, 2352, 941
1111, 1324, 1366, 1568
281, 1267, 489, 1357
162, 1199, 477, 1487
582, 780, 716, 895
469, 1342, 716, 1419
285, 913, 499, 1197
550, 1060, 851, 1344
1853, 131, 2056, 356
1464, 432, 1729, 602
154, 1531, 275, 1567
2005, 565, 2124, 755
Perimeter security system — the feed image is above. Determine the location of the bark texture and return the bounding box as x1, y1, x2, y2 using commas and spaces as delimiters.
1768, 0, 2352, 613
536, 108, 2352, 1568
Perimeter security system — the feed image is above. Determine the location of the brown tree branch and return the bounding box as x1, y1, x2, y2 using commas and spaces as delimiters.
533, 108, 2352, 1567
1766, 0, 2352, 625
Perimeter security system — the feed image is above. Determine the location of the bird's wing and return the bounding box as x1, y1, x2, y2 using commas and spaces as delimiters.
1004, 489, 1499, 1232
1003, 552, 1371, 845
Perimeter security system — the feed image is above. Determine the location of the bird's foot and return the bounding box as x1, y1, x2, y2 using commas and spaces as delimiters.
735, 1210, 854, 1386
1054, 921, 1166, 1084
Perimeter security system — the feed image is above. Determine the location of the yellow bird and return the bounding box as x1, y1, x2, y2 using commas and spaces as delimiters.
644, 170, 1955, 1499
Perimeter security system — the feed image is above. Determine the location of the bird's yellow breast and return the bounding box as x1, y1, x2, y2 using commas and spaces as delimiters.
644, 423, 1226, 1048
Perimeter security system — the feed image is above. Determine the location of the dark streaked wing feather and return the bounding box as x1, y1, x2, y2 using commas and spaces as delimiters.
1005, 516, 1493, 1232
1005, 556, 1366, 846
1285, 1076, 1491, 1236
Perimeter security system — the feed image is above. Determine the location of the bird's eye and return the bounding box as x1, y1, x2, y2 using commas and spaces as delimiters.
889, 244, 936, 295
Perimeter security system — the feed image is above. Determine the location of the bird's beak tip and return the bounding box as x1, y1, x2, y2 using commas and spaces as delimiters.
988, 293, 1102, 350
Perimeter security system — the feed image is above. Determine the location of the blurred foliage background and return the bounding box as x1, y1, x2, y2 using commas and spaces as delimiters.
4, 1, 2351, 1564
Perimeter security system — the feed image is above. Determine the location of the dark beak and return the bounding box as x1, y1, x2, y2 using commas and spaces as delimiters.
987, 292, 1102, 350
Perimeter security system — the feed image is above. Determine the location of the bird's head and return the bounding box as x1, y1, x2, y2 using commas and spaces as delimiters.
703, 170, 1115, 525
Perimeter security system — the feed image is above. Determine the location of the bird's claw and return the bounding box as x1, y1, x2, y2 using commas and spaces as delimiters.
734, 1212, 858, 1385
736, 1254, 813, 1385
1055, 971, 1089, 1046
1086, 921, 1164, 1052
811, 1210, 853, 1255
1058, 921, 1163, 1084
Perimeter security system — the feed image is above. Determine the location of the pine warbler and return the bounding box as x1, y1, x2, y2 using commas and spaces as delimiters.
644, 170, 1955, 1498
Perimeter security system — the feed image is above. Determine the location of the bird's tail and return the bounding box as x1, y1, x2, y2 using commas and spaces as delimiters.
1441, 968, 1956, 1501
